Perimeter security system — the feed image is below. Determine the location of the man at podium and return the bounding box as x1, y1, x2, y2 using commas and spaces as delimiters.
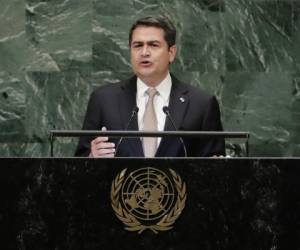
75, 16, 225, 157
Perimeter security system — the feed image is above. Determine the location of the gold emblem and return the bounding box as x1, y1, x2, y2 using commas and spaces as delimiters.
111, 167, 186, 234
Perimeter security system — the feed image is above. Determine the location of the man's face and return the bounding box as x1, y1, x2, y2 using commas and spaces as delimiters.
130, 26, 177, 86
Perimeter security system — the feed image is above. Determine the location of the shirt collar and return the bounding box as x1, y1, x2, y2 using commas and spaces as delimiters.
136, 73, 172, 101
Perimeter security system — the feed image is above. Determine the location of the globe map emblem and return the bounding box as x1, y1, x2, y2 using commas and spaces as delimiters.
121, 167, 175, 221
111, 167, 186, 233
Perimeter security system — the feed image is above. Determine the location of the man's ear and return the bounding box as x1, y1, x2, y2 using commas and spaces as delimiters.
169, 45, 177, 63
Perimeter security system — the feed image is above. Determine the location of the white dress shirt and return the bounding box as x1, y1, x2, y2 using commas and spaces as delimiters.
136, 73, 172, 146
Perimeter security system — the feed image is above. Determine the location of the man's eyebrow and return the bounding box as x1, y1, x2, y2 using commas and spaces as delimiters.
131, 41, 143, 44
131, 40, 161, 44
148, 40, 160, 44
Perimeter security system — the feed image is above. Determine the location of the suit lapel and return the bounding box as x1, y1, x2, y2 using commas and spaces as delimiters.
156, 76, 189, 156
118, 75, 189, 157
118, 76, 144, 156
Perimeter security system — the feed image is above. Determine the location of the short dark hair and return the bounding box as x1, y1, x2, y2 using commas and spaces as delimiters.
129, 16, 176, 48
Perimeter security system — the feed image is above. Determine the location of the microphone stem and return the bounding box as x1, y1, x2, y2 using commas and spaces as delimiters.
115, 108, 139, 156
163, 107, 188, 157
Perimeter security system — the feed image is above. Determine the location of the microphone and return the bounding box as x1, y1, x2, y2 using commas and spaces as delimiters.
115, 106, 139, 156
163, 106, 188, 157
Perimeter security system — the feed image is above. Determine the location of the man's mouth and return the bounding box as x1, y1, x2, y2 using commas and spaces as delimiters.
140, 60, 152, 67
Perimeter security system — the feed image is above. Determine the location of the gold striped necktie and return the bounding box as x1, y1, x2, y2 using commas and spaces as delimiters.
142, 88, 158, 157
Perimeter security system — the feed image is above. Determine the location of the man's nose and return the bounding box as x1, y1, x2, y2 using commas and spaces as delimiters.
141, 45, 150, 56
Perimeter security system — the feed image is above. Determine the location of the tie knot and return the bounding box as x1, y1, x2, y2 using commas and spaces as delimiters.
146, 88, 158, 99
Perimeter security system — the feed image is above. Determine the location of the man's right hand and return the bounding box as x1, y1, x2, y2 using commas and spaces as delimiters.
89, 127, 115, 157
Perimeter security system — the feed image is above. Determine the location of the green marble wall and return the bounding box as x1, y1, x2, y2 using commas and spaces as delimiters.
0, 0, 299, 156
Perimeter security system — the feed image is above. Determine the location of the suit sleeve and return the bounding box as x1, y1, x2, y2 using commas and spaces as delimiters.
198, 95, 225, 156
74, 91, 102, 156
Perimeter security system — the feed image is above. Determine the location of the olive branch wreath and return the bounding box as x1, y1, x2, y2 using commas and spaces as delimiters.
111, 168, 186, 234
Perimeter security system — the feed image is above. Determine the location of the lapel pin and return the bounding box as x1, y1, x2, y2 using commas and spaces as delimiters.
179, 97, 185, 103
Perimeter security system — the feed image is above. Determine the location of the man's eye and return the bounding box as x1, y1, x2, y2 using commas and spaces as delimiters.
151, 44, 159, 47
132, 44, 142, 48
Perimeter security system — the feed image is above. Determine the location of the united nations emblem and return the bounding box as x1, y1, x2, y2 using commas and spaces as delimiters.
111, 167, 186, 234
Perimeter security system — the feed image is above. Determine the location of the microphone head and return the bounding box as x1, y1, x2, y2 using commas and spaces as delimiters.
162, 106, 169, 114
133, 106, 139, 114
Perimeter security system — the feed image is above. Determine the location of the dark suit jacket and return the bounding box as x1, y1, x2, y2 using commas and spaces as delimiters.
75, 75, 225, 157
